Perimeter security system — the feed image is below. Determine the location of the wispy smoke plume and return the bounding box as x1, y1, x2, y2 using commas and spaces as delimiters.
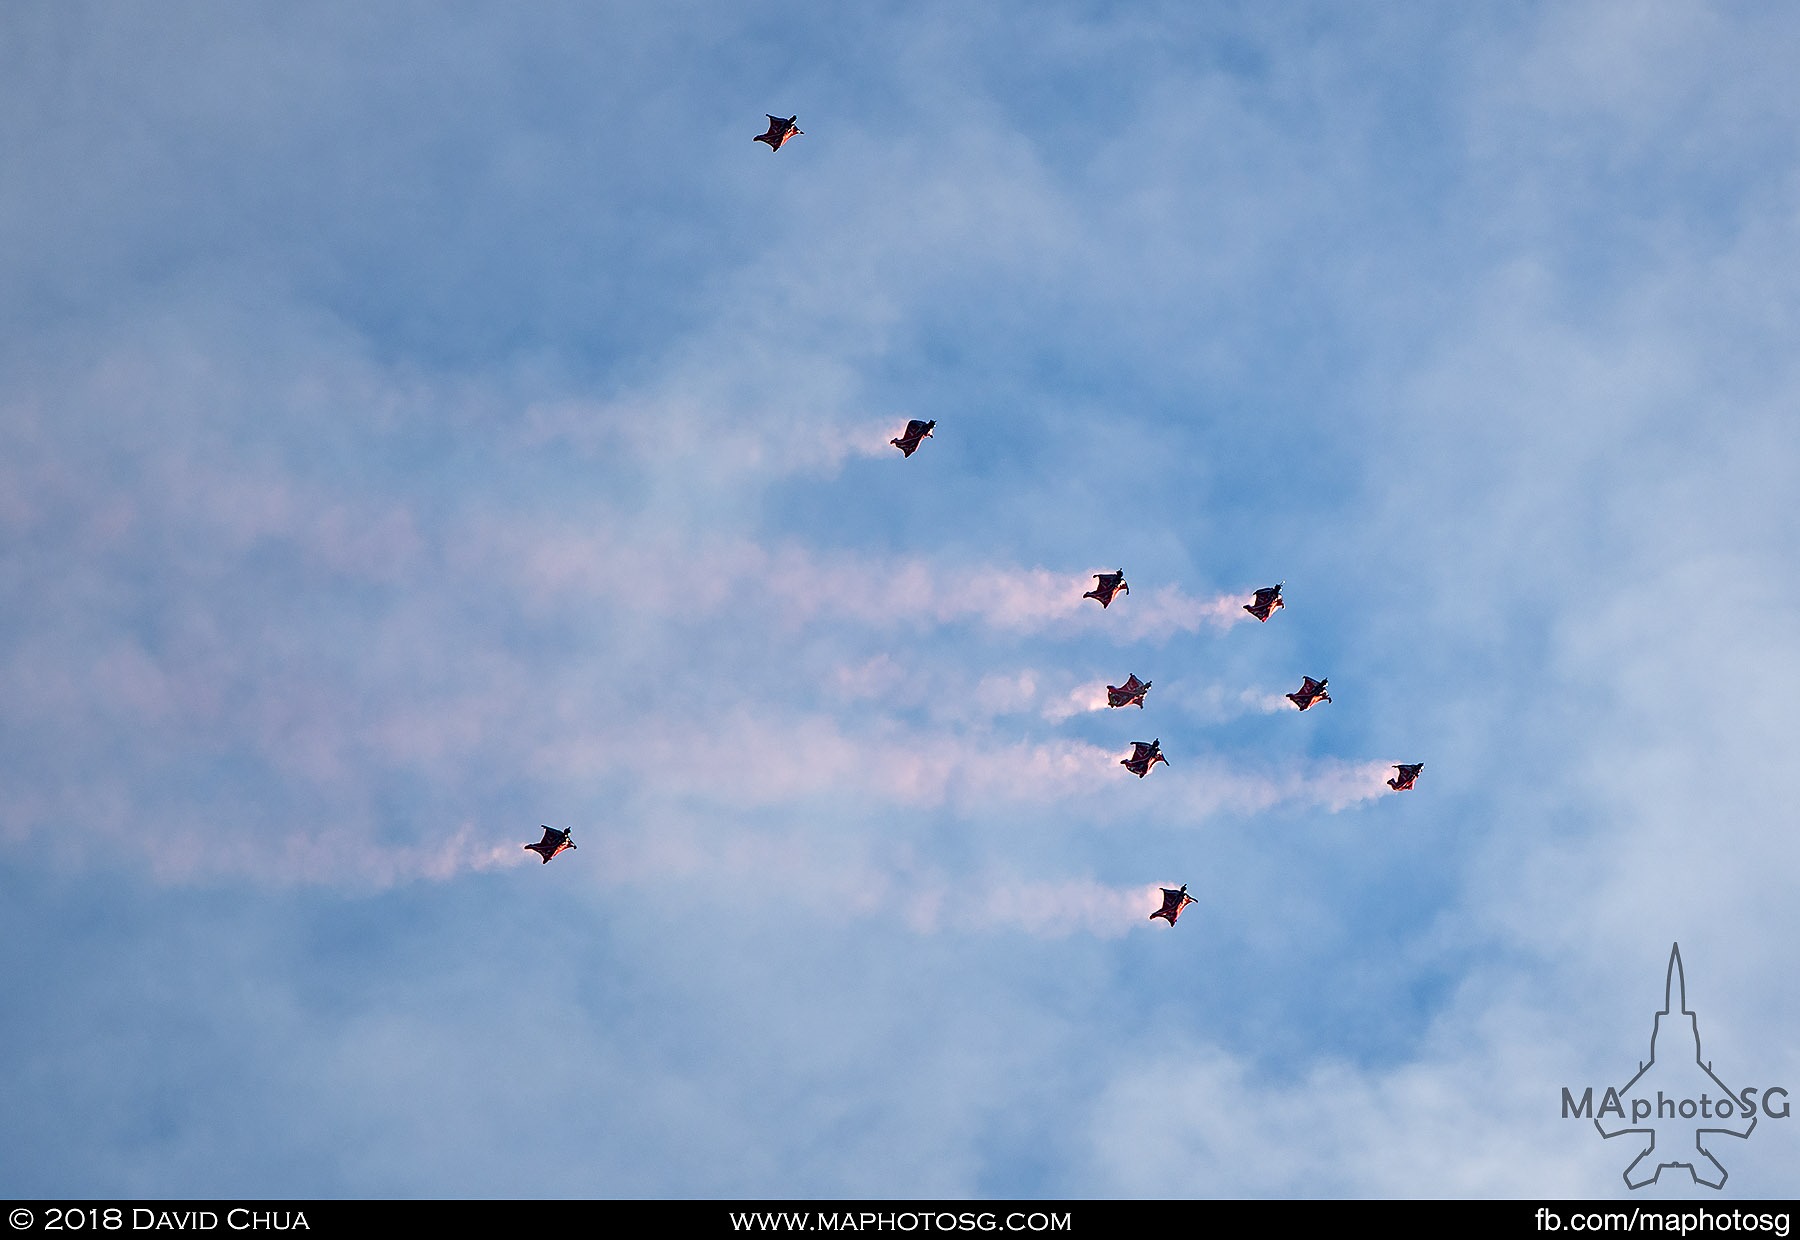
1166, 758, 1398, 818
1042, 679, 1114, 722
518, 395, 908, 479
1111, 584, 1253, 640
907, 878, 1174, 938
558, 812, 1184, 941
1250, 690, 1297, 715
120, 819, 536, 888
478, 518, 1259, 641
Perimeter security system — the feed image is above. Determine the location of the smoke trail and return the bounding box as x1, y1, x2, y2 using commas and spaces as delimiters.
548, 809, 1184, 941
470, 515, 1262, 642
517, 395, 914, 478
783, 556, 1257, 640
1042, 679, 1113, 722
1250, 689, 1296, 714
791, 415, 923, 468
1113, 584, 1254, 640
1165, 758, 1398, 819
917, 878, 1173, 939
103, 815, 539, 888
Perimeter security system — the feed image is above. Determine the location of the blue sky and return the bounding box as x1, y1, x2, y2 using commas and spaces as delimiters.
3, 1, 1797, 1198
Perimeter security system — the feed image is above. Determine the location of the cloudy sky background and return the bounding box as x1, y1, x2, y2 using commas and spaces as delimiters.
2, 0, 1797, 1198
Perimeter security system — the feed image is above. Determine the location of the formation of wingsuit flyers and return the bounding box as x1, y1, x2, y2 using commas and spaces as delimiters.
530, 115, 1425, 932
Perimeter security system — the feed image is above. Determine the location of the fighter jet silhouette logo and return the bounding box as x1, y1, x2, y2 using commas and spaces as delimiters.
1596, 944, 1756, 1189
